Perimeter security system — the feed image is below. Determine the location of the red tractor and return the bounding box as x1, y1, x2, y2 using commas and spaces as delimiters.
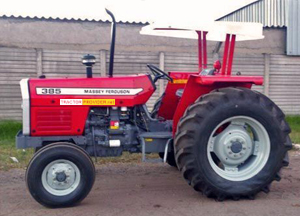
17, 10, 291, 207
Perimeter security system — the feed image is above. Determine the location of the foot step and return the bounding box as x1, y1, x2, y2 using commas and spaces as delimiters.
139, 132, 173, 162
143, 158, 163, 163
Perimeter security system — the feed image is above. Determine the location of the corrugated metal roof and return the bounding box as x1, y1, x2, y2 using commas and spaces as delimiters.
0, 0, 260, 26
287, 0, 300, 55
218, 0, 288, 28
0, 14, 148, 24
0, 0, 151, 24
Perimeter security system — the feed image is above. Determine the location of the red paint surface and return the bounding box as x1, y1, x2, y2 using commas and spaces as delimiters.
197, 31, 202, 72
28, 71, 263, 137
203, 31, 208, 69
213, 60, 222, 72
171, 74, 263, 134
227, 35, 236, 75
30, 106, 89, 136
157, 72, 198, 120
29, 75, 155, 136
197, 31, 208, 71
158, 72, 263, 131
221, 34, 231, 75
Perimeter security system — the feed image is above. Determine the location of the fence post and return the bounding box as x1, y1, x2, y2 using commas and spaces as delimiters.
36, 49, 43, 76
100, 50, 107, 76
264, 54, 270, 96
159, 52, 165, 96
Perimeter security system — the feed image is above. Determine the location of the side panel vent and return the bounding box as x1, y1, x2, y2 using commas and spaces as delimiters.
35, 109, 72, 131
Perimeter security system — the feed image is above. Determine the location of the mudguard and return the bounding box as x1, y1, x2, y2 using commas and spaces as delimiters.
157, 72, 263, 134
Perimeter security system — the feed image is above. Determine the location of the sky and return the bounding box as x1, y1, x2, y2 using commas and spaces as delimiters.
0, 0, 258, 23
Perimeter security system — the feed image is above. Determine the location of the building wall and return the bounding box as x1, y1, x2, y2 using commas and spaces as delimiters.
0, 17, 298, 120
0, 17, 286, 54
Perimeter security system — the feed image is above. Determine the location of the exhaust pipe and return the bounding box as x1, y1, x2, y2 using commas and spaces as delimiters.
105, 9, 116, 78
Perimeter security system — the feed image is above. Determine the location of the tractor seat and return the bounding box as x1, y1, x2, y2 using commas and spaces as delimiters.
176, 89, 184, 97
175, 68, 216, 98
200, 68, 216, 76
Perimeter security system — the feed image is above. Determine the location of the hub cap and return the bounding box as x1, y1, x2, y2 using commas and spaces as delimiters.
41, 159, 81, 196
207, 116, 270, 181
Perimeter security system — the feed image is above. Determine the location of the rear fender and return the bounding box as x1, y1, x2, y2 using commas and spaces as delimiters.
172, 75, 263, 135
157, 72, 198, 120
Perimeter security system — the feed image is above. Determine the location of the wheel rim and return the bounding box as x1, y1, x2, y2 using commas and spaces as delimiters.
41, 159, 81, 196
207, 116, 270, 181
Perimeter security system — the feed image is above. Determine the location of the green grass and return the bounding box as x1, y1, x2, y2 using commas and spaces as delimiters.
0, 120, 34, 170
1, 116, 300, 170
286, 116, 300, 144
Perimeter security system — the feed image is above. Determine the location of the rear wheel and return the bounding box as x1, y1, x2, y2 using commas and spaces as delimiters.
26, 142, 95, 207
175, 87, 291, 200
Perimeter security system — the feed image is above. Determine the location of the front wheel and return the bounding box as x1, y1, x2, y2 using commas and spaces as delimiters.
175, 87, 292, 200
26, 142, 95, 207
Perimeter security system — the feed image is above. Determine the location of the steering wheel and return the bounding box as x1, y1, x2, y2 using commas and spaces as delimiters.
147, 64, 173, 83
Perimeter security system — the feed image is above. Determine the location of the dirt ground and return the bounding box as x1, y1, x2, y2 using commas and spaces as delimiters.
1, 153, 300, 216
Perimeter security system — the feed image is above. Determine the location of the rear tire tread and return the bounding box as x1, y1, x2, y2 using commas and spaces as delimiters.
175, 87, 291, 200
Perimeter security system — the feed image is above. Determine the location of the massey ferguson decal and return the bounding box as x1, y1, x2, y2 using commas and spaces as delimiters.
36, 88, 143, 95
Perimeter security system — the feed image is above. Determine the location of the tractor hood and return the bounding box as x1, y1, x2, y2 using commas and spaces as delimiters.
19, 74, 155, 136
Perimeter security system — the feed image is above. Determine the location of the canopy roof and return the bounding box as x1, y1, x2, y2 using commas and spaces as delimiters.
140, 21, 264, 41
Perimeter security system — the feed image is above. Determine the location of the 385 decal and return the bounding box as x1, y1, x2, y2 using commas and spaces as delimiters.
37, 88, 62, 95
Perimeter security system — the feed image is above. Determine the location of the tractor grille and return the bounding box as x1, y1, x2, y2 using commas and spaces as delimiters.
35, 109, 72, 131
